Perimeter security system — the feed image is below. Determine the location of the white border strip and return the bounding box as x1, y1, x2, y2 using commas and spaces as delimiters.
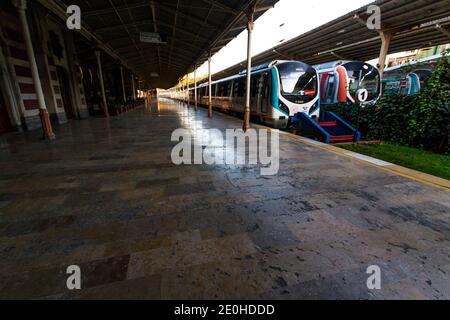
344, 151, 393, 166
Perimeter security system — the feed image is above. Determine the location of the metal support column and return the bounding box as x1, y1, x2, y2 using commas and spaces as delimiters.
131, 74, 136, 100
187, 73, 190, 106
182, 80, 185, 103
378, 31, 393, 79
208, 52, 212, 118
14, 0, 55, 139
95, 50, 109, 117
194, 66, 198, 111
243, 3, 255, 131
120, 66, 126, 103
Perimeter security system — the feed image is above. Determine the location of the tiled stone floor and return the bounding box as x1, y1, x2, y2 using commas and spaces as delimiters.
0, 99, 449, 299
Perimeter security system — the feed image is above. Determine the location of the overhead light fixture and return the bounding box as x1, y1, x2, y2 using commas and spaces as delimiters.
140, 32, 167, 44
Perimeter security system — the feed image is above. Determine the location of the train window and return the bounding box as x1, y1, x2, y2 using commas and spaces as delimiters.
223, 81, 230, 96
225, 81, 232, 97
414, 69, 432, 84
261, 73, 269, 114
234, 78, 245, 97
324, 74, 335, 100
251, 76, 259, 97
278, 63, 313, 92
221, 82, 227, 96
345, 62, 380, 101
258, 75, 264, 97
262, 73, 269, 98
277, 62, 318, 103
235, 79, 240, 97
241, 79, 246, 97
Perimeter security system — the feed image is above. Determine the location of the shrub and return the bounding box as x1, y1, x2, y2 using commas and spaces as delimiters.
322, 50, 449, 154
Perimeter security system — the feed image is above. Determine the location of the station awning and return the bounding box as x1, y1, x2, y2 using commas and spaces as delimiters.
213, 0, 450, 80
39, 0, 279, 88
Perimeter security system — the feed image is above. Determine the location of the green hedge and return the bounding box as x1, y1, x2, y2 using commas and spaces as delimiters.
323, 51, 449, 154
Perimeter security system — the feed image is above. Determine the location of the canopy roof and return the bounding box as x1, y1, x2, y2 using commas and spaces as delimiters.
41, 0, 279, 88
212, 0, 450, 80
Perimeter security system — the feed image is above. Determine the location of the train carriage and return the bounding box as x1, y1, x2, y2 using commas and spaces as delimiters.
382, 54, 440, 95
314, 61, 381, 105
184, 60, 320, 129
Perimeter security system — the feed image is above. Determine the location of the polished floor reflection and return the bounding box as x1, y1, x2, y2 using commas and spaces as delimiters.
0, 99, 449, 299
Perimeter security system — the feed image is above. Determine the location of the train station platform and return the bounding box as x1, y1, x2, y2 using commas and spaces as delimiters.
0, 99, 449, 299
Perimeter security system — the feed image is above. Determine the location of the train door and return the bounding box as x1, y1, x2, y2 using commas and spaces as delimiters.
0, 85, 12, 134
260, 72, 269, 114
57, 66, 75, 119
319, 72, 337, 104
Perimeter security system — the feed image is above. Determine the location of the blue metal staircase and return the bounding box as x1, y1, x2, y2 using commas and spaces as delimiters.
293, 112, 360, 144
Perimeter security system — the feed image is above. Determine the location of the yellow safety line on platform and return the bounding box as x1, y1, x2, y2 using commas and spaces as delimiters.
276, 129, 450, 191
183, 103, 449, 191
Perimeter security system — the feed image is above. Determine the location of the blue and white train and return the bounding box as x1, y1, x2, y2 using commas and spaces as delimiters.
181, 60, 320, 129
314, 61, 381, 105
382, 54, 441, 95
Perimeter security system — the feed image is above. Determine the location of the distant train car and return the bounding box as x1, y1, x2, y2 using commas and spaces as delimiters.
182, 60, 320, 129
382, 54, 440, 95
382, 70, 430, 95
314, 61, 381, 105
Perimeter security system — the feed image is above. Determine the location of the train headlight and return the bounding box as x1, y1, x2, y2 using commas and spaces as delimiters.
278, 100, 290, 116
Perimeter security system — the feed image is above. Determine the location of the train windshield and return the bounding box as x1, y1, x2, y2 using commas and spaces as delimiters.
413, 69, 432, 85
277, 62, 317, 103
344, 62, 380, 102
